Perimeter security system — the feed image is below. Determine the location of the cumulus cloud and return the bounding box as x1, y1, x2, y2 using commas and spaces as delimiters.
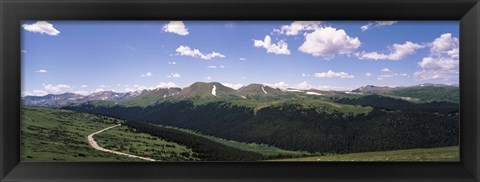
167, 73, 181, 78
222, 83, 244, 90
22, 21, 60, 36
365, 72, 372, 77
162, 21, 189, 36
141, 72, 153, 77
42, 84, 72, 94
293, 81, 312, 90
357, 41, 424, 60
239, 57, 247, 61
414, 33, 459, 81
361, 21, 398, 31
36, 69, 47, 73
205, 76, 212, 80
264, 81, 289, 89
430, 33, 459, 54
24, 90, 49, 96
168, 61, 177, 65
158, 82, 177, 88
298, 26, 361, 59
273, 21, 321, 36
176, 45, 225, 60
381, 68, 391, 72
314, 70, 354, 79
253, 35, 291, 55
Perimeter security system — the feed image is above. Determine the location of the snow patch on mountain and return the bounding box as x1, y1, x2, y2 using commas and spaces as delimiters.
306, 91, 322, 96
261, 86, 268, 94
212, 85, 217, 96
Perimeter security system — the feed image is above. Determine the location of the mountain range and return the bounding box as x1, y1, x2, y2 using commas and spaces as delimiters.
22, 82, 459, 108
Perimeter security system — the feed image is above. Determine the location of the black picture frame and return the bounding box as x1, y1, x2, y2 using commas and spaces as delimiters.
1, 0, 479, 181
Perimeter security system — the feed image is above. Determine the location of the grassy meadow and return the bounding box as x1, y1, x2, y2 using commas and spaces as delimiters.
272, 146, 459, 162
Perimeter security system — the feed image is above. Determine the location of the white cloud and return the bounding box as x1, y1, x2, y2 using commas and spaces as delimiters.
314, 70, 354, 79
42, 84, 72, 94
301, 73, 310, 77
376, 21, 398, 26
357, 41, 424, 60
168, 61, 177, 65
239, 57, 247, 61
430, 33, 459, 54
176, 45, 225, 60
316, 85, 346, 91
377, 73, 408, 80
361, 21, 398, 31
27, 90, 48, 96
273, 21, 321, 36
141, 72, 153, 77
253, 35, 291, 55
22, 89, 51, 97
162, 21, 189, 36
289, 81, 345, 91
74, 90, 92, 96
413, 69, 458, 81
222, 83, 244, 90
360, 24, 371, 32
22, 21, 60, 36
36, 69, 47, 73
219, 65, 225, 68
418, 56, 458, 70
167, 73, 181, 78
157, 82, 177, 88
264, 81, 289, 89
414, 33, 459, 81
207, 66, 217, 69
99, 84, 109, 88
95, 88, 105, 92
381, 68, 391, 72
365, 72, 372, 77
81, 85, 88, 88
205, 76, 212, 80
298, 26, 361, 59
125, 84, 157, 91
293, 81, 311, 90
125, 87, 136, 92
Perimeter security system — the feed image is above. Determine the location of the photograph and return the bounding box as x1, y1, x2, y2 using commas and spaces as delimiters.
20, 20, 460, 162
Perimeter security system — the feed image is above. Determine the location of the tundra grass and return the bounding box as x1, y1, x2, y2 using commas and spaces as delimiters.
21, 106, 194, 161
271, 146, 459, 162
94, 125, 199, 161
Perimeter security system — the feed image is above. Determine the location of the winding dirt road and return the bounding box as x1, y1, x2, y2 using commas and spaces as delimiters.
87, 124, 156, 161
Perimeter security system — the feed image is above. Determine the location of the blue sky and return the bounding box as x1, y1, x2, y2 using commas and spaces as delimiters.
21, 21, 459, 96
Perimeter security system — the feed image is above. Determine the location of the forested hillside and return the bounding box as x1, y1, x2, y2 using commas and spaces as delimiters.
63, 95, 459, 154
